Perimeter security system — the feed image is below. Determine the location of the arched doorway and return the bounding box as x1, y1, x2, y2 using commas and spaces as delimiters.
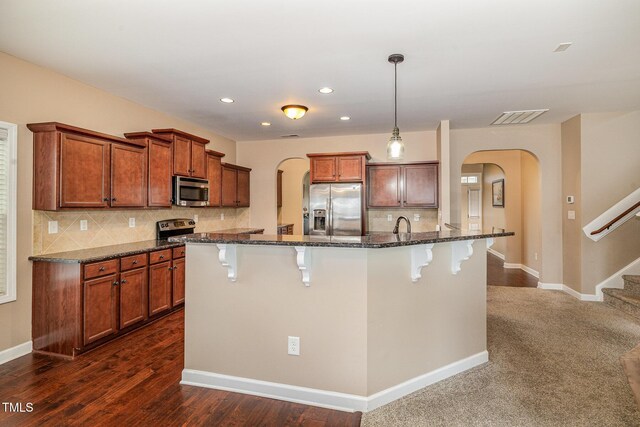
275, 158, 310, 235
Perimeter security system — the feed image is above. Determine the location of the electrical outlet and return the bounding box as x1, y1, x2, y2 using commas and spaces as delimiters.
48, 221, 58, 234
414, 214, 420, 222
387, 214, 392, 222
80, 220, 88, 231
221, 213, 225, 221
567, 210, 576, 220
534, 252, 538, 260
287, 336, 300, 356
193, 214, 199, 223
129, 217, 136, 228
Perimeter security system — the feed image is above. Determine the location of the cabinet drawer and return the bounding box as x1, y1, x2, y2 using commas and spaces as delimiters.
149, 249, 172, 265
84, 259, 119, 280
172, 246, 186, 259
120, 253, 148, 271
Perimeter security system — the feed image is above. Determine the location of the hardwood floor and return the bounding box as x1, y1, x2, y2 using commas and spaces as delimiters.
0, 310, 362, 426
487, 252, 538, 287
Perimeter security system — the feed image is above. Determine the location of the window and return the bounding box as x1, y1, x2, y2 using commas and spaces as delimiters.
461, 175, 478, 184
0, 122, 17, 304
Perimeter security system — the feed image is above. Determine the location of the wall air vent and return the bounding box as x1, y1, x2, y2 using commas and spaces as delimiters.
280, 134, 299, 138
491, 109, 549, 125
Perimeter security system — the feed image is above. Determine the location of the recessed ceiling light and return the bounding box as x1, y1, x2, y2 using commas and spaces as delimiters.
491, 109, 549, 125
318, 87, 334, 94
261, 122, 271, 126
554, 42, 572, 52
220, 97, 234, 103
340, 116, 350, 121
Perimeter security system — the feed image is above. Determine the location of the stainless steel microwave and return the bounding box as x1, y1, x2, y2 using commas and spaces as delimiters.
172, 176, 209, 207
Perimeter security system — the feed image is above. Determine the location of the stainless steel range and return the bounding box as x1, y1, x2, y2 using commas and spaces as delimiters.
156, 218, 196, 240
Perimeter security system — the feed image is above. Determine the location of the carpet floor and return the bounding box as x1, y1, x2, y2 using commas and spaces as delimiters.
362, 286, 640, 426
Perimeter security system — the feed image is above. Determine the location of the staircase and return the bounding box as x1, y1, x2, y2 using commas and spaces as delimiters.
603, 275, 640, 319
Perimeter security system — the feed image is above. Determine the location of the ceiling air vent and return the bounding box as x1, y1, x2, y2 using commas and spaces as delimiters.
491, 109, 549, 125
280, 134, 299, 138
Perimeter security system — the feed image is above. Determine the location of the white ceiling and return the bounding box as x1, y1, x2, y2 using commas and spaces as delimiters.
1, 0, 639, 141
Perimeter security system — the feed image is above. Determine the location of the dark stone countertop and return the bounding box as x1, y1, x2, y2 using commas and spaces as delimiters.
29, 228, 266, 263
170, 229, 514, 249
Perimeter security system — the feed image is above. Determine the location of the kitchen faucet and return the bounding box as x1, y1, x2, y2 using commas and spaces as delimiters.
393, 216, 412, 234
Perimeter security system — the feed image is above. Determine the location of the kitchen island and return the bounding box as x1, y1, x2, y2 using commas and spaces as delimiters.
171, 229, 513, 412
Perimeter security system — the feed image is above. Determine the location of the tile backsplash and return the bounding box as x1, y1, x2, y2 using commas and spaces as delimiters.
33, 207, 250, 255
367, 209, 438, 233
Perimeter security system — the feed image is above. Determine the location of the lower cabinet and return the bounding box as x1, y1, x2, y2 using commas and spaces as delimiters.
32, 244, 186, 359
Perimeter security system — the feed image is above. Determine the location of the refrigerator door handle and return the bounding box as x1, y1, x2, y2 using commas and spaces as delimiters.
327, 196, 332, 235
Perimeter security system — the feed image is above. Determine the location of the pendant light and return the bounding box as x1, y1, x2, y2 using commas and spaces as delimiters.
387, 54, 405, 160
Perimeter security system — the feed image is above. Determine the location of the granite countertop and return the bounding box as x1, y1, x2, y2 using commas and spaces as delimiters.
170, 229, 514, 249
29, 227, 266, 263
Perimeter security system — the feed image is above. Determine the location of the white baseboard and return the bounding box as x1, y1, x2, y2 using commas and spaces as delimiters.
0, 341, 32, 365
537, 282, 599, 302
181, 351, 489, 413
487, 248, 505, 260
595, 256, 640, 300
503, 262, 540, 279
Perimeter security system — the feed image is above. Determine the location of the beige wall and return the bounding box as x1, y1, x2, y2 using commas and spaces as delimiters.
561, 112, 640, 294
0, 51, 236, 352
450, 125, 563, 284
277, 159, 309, 234
481, 163, 508, 256
185, 241, 487, 397
237, 131, 438, 234
520, 151, 542, 273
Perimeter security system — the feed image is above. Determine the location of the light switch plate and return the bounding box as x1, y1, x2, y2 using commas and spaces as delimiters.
567, 196, 575, 204
48, 221, 58, 234
80, 220, 88, 231
129, 218, 136, 228
567, 210, 576, 220
414, 214, 421, 221
387, 214, 393, 222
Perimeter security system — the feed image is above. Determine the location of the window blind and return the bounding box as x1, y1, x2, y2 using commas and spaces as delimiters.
0, 129, 8, 296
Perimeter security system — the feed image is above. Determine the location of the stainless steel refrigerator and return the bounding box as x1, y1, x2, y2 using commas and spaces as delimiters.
309, 183, 363, 236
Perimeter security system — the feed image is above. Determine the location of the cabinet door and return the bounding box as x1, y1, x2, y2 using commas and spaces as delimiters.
207, 154, 222, 207
83, 274, 118, 346
277, 170, 283, 208
190, 141, 207, 179
148, 261, 172, 316
173, 136, 191, 177
221, 166, 238, 207
148, 140, 172, 207
310, 157, 336, 182
172, 257, 185, 307
119, 267, 147, 329
60, 133, 110, 208
237, 169, 250, 207
403, 164, 439, 208
367, 165, 402, 207
111, 144, 147, 207
337, 156, 363, 182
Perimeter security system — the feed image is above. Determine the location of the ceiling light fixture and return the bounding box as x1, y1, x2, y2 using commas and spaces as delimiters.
340, 116, 350, 121
386, 54, 405, 161
261, 122, 271, 126
281, 104, 308, 120
220, 97, 234, 103
318, 87, 334, 94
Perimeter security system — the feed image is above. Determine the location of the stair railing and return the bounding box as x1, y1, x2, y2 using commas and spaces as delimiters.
583, 188, 640, 242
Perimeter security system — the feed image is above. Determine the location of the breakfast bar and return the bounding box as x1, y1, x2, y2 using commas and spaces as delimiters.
171, 229, 513, 412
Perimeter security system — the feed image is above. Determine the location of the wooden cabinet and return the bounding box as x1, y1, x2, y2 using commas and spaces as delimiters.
307, 152, 370, 184
367, 162, 439, 208
207, 150, 225, 207
221, 163, 252, 207
125, 132, 173, 208
83, 273, 118, 346
277, 224, 294, 235
29, 122, 148, 211
277, 169, 283, 208
151, 128, 209, 179
32, 244, 186, 358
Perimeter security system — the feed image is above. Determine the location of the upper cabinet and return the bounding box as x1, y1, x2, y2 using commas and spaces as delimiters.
206, 150, 225, 207
151, 128, 208, 179
221, 163, 251, 208
124, 132, 173, 208
29, 122, 148, 210
307, 152, 371, 184
367, 162, 439, 209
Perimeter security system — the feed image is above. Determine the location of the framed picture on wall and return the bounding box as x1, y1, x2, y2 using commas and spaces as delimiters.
492, 179, 505, 207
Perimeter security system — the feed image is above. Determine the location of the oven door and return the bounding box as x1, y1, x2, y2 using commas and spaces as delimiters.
173, 177, 209, 207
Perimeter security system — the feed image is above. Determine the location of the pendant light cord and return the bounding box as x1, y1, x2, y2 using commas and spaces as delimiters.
394, 62, 398, 128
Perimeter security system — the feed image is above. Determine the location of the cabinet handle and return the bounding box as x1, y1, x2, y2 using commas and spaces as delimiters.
121, 279, 127, 284
168, 266, 173, 271
103, 198, 109, 202
99, 266, 105, 272
132, 260, 138, 265
173, 266, 178, 271
111, 197, 117, 202
112, 281, 119, 286
159, 255, 165, 259
181, 251, 185, 256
